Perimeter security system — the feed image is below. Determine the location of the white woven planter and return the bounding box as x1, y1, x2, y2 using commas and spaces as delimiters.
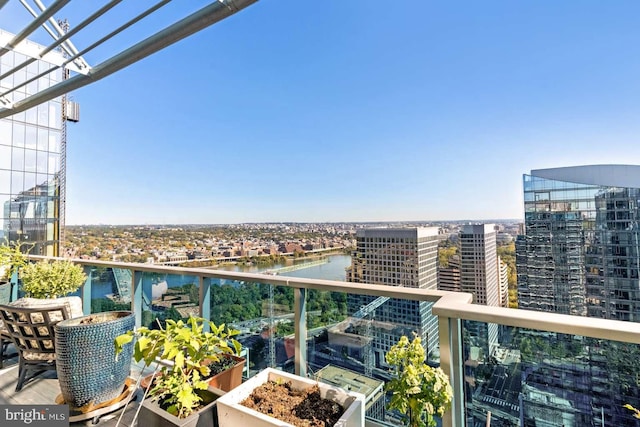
216, 368, 365, 427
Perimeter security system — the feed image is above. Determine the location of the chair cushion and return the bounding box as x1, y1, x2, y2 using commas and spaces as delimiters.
0, 297, 82, 339
9, 296, 83, 318
21, 349, 56, 363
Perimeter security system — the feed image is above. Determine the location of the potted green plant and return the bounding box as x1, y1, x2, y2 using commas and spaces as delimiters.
385, 335, 453, 427
115, 316, 243, 426
21, 259, 86, 299
0, 240, 31, 308
11, 259, 86, 318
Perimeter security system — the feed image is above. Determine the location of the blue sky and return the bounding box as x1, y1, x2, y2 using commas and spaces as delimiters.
3, 1, 640, 224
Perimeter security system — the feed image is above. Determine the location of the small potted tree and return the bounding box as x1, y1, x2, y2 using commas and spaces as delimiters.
115, 316, 244, 427
15, 259, 86, 317
385, 335, 453, 427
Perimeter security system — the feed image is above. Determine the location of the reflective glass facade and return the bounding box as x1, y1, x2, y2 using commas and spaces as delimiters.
516, 166, 640, 425
518, 167, 640, 320
463, 321, 640, 427
0, 30, 64, 256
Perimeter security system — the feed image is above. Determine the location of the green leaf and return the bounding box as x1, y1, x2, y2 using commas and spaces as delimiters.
137, 336, 151, 352
175, 351, 185, 369
232, 339, 242, 355
114, 334, 133, 356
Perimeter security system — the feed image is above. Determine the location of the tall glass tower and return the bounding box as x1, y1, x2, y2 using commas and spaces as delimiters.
0, 29, 69, 256
516, 165, 640, 425
517, 165, 640, 321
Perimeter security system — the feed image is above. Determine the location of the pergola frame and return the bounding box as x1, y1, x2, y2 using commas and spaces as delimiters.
0, 0, 258, 118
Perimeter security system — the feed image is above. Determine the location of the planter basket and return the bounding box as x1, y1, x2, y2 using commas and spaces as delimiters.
216, 368, 365, 427
55, 311, 135, 409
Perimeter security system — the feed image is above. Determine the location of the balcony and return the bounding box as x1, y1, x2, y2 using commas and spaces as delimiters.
2, 257, 640, 426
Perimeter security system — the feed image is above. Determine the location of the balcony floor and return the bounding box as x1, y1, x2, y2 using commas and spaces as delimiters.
0, 346, 143, 427
1, 345, 387, 427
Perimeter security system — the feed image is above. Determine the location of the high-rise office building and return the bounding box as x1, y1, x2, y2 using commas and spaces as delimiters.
517, 165, 640, 320
438, 254, 461, 293
460, 224, 500, 307
347, 227, 440, 362
459, 224, 500, 354
0, 29, 76, 256
516, 165, 640, 425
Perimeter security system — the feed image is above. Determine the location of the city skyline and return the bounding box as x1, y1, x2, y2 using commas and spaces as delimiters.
2, 2, 640, 225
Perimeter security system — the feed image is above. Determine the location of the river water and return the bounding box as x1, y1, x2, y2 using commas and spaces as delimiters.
217, 254, 352, 282
91, 254, 352, 300
279, 255, 351, 281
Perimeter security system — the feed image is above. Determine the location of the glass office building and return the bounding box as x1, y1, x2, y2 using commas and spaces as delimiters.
516, 165, 640, 425
347, 227, 440, 361
0, 29, 66, 256
517, 165, 640, 321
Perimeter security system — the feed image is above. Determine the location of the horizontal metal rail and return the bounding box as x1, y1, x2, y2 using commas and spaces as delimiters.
30, 255, 640, 344
27, 255, 640, 427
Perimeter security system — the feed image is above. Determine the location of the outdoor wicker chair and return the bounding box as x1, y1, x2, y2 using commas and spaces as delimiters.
0, 303, 70, 391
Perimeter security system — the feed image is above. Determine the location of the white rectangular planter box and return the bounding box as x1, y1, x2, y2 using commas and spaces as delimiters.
216, 368, 365, 427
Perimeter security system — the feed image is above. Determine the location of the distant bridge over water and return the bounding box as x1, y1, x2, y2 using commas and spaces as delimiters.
265, 258, 329, 275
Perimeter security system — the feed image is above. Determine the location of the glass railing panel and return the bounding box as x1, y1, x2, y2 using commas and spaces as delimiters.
87, 266, 131, 313
305, 292, 441, 426
138, 271, 200, 328
462, 320, 640, 426
207, 279, 295, 378
305, 288, 351, 378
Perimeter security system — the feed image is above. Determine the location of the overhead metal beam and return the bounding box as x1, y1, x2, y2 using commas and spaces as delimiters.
0, 0, 259, 119
0, 30, 86, 77
32, 0, 88, 69
57, 0, 175, 73
18, 0, 76, 60
39, 0, 123, 59
0, 0, 71, 57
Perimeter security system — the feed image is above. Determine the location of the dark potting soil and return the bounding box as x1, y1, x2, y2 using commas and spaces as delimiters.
206, 357, 236, 375
241, 380, 345, 427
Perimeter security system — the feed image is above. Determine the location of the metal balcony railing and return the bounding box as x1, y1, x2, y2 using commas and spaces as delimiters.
19, 256, 640, 427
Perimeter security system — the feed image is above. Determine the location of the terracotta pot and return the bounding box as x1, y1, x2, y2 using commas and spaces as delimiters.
206, 354, 245, 392
140, 354, 245, 393
140, 372, 160, 391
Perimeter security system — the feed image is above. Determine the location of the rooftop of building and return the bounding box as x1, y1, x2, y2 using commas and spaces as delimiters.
313, 365, 384, 400
529, 164, 640, 188
356, 226, 439, 238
